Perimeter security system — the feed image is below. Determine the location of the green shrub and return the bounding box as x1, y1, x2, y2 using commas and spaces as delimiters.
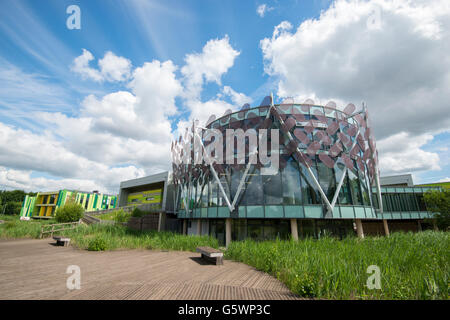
3, 202, 22, 215
114, 209, 130, 223
131, 207, 146, 218
88, 237, 107, 251
55, 202, 85, 223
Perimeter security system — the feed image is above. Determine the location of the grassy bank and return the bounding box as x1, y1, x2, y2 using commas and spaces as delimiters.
225, 231, 449, 300
97, 209, 131, 223
64, 223, 218, 252
0, 214, 56, 239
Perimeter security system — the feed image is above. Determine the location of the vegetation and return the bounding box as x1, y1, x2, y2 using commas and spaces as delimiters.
417, 182, 450, 190
424, 189, 450, 230
98, 209, 131, 223
0, 214, 56, 239
0, 190, 36, 215
225, 231, 449, 300
63, 224, 218, 252
88, 237, 108, 251
55, 202, 85, 223
131, 206, 147, 218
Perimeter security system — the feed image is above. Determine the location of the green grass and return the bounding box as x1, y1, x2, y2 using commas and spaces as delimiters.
63, 223, 219, 252
97, 209, 131, 223
225, 231, 449, 300
0, 214, 56, 239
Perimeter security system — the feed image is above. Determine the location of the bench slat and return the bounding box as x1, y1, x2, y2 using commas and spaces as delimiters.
196, 246, 223, 258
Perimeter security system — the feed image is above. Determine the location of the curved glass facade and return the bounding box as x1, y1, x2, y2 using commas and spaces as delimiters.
172, 100, 379, 219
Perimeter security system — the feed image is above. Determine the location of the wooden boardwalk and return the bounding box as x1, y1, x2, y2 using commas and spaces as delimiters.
0, 239, 299, 300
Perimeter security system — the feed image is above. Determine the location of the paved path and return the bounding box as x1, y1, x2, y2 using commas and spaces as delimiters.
0, 239, 299, 300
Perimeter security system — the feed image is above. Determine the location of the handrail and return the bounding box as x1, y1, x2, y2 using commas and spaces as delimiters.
40, 220, 81, 239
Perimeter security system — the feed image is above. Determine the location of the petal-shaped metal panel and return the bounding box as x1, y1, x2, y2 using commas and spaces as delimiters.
343, 103, 356, 115
326, 121, 339, 135
294, 128, 310, 144
319, 153, 335, 168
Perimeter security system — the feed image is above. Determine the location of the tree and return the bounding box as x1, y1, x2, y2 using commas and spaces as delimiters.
424, 189, 450, 230
0, 190, 38, 215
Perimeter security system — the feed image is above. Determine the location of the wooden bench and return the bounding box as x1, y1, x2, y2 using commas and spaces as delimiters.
53, 236, 71, 247
196, 246, 223, 265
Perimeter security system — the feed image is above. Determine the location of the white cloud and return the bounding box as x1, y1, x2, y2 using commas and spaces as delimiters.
71, 49, 132, 82
1, 36, 247, 193
261, 0, 450, 174
181, 35, 240, 100
130, 60, 182, 121
0, 167, 103, 193
0, 122, 145, 193
438, 177, 450, 183
261, 0, 450, 138
222, 86, 253, 107
377, 132, 440, 175
98, 51, 132, 82
70, 49, 103, 82
257, 4, 274, 18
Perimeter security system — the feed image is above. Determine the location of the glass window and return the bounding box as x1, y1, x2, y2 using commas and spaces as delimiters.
209, 220, 225, 246
247, 219, 264, 240
299, 159, 321, 205
262, 170, 283, 205
359, 174, 371, 206
300, 219, 316, 238
230, 167, 241, 205
232, 219, 247, 241
348, 168, 363, 205
415, 193, 427, 211
209, 180, 218, 207
392, 194, 401, 212
240, 167, 263, 206
218, 172, 231, 207
409, 194, 419, 211
317, 160, 336, 200
282, 157, 302, 205
336, 162, 352, 205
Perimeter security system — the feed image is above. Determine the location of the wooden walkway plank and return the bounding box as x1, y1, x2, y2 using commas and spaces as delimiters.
0, 239, 301, 300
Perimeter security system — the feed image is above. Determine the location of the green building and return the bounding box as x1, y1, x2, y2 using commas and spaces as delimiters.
20, 189, 117, 219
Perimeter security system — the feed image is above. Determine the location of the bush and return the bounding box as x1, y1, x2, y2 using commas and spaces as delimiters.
88, 237, 107, 251
131, 207, 146, 218
55, 202, 84, 223
114, 209, 130, 223
3, 202, 22, 215
424, 190, 450, 230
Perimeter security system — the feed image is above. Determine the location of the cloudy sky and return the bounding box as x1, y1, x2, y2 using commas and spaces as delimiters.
0, 0, 449, 194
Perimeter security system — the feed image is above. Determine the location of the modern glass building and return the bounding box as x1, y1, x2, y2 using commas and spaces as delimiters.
170, 95, 440, 246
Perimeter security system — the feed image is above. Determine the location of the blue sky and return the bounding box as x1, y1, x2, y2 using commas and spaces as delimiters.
0, 0, 449, 193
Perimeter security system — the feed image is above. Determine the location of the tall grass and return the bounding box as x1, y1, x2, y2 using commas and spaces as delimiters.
64, 224, 218, 252
225, 231, 449, 300
0, 214, 56, 239
97, 209, 131, 223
